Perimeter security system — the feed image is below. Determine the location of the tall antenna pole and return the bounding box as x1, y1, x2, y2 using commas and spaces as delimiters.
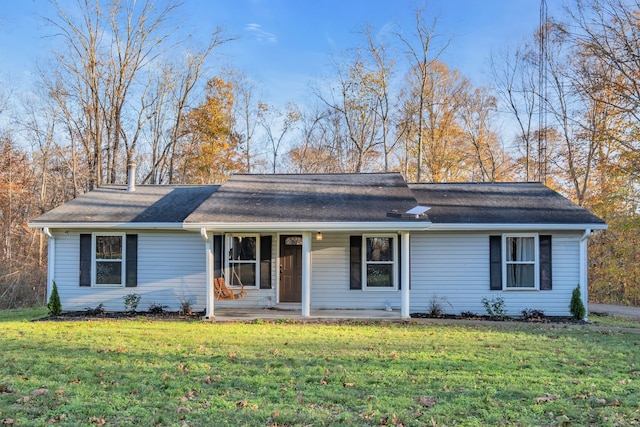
538, 0, 548, 184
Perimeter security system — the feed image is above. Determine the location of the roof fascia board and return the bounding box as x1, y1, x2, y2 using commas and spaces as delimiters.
183, 221, 432, 232
27, 222, 185, 230
427, 223, 608, 231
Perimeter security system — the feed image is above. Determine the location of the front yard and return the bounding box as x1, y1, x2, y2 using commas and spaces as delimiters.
0, 309, 639, 426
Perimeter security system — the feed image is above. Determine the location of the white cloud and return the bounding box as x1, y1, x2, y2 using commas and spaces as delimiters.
244, 23, 277, 43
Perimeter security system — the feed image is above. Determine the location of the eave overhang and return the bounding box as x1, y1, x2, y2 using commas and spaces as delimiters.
183, 221, 432, 233
427, 222, 608, 231
27, 222, 185, 230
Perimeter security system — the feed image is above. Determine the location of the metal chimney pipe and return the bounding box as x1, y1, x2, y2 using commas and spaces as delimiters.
127, 162, 137, 192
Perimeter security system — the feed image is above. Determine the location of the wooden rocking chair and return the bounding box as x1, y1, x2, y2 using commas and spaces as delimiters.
214, 277, 246, 301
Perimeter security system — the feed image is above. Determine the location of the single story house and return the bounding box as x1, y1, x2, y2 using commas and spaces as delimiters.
28, 167, 607, 319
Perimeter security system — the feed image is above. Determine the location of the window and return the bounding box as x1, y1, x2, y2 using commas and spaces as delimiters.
226, 234, 259, 287
363, 235, 397, 290
503, 234, 538, 289
93, 233, 125, 287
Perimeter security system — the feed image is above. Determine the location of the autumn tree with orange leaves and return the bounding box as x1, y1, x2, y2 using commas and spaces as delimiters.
179, 77, 246, 184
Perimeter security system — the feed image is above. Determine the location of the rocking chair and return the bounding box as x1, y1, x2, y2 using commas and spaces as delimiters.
214, 277, 246, 301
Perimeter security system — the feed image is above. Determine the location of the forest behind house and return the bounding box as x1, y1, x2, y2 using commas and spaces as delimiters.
1, 0, 638, 308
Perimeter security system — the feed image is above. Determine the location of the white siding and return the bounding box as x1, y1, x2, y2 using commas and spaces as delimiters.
311, 233, 401, 310
410, 231, 581, 316
52, 231, 207, 312
50, 229, 583, 316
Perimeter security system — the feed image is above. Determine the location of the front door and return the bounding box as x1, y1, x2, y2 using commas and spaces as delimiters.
279, 235, 302, 303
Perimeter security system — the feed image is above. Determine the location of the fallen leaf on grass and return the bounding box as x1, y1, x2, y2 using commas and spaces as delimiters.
535, 394, 560, 403
31, 388, 48, 397
176, 406, 190, 414
46, 414, 67, 423
55, 389, 65, 396
89, 416, 106, 425
236, 400, 248, 408
416, 396, 436, 408
343, 382, 356, 387
595, 398, 607, 405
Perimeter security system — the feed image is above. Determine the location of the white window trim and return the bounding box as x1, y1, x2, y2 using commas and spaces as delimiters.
502, 233, 539, 291
91, 232, 126, 288
225, 233, 260, 288
362, 234, 398, 291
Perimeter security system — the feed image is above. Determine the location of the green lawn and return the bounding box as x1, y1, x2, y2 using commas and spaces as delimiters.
1, 310, 639, 426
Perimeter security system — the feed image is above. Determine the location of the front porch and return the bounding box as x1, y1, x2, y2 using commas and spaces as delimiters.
205, 307, 403, 322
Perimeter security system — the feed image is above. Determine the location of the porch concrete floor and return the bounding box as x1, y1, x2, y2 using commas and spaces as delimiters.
207, 308, 403, 322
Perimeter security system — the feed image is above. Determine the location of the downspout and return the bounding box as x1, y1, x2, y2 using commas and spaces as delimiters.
42, 228, 54, 302
579, 229, 592, 320
200, 227, 215, 320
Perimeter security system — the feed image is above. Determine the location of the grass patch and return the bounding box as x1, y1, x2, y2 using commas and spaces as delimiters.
589, 312, 640, 329
1, 310, 639, 426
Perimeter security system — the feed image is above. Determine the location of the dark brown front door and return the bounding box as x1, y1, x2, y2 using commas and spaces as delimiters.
279, 235, 302, 303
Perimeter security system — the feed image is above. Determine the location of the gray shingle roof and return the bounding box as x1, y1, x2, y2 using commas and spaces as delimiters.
29, 176, 605, 228
408, 182, 606, 225
29, 185, 218, 225
185, 173, 423, 224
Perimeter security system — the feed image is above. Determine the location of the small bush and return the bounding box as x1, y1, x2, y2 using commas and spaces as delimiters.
570, 285, 586, 320
47, 281, 62, 316
179, 299, 193, 316
123, 293, 141, 314
481, 296, 507, 320
460, 311, 478, 318
522, 308, 545, 321
148, 303, 168, 314
428, 294, 452, 317
84, 304, 105, 315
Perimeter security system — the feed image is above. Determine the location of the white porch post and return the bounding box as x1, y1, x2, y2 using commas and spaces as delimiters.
301, 231, 311, 317
202, 228, 215, 320
579, 229, 591, 320
400, 231, 410, 319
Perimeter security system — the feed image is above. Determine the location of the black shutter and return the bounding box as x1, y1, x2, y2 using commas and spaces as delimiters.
260, 235, 272, 289
125, 234, 138, 287
213, 235, 222, 279
489, 235, 502, 290
79, 234, 92, 287
539, 235, 552, 290
350, 236, 362, 290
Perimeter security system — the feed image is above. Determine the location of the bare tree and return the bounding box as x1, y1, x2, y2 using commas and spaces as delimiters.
44, 0, 230, 187
397, 7, 449, 182
258, 102, 300, 173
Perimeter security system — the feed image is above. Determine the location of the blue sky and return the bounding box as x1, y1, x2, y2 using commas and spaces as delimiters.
0, 0, 563, 112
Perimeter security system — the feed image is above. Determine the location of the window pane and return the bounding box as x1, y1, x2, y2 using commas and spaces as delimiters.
366, 264, 393, 287
229, 263, 256, 287
506, 237, 534, 262
96, 261, 122, 285
506, 264, 535, 288
366, 237, 393, 262
230, 237, 257, 260
95, 236, 122, 260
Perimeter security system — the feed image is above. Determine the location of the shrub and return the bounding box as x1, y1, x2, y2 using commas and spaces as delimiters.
123, 293, 141, 314
148, 303, 168, 314
84, 304, 105, 315
179, 299, 193, 316
521, 308, 545, 321
47, 281, 62, 316
481, 296, 506, 320
570, 285, 586, 320
460, 311, 478, 318
428, 294, 452, 317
